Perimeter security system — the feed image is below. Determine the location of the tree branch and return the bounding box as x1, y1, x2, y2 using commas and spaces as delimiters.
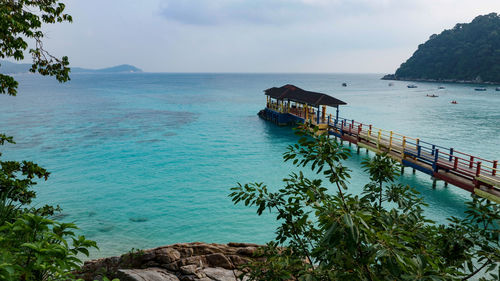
461, 259, 491, 280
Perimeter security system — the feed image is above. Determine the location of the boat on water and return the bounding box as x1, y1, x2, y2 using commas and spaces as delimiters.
342, 83, 347, 87
426, 94, 439, 98
496, 87, 500, 91
475, 88, 487, 91
438, 86, 445, 89
451, 101, 458, 104
388, 82, 394, 86
407, 84, 418, 88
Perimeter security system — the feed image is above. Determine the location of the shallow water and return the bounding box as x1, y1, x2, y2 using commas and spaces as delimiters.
1, 73, 498, 258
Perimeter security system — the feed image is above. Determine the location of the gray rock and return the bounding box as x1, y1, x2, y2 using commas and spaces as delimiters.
227, 255, 248, 267
205, 253, 233, 269
176, 256, 207, 268
180, 264, 205, 278
227, 242, 260, 248
77, 242, 260, 281
202, 267, 239, 281
155, 248, 181, 264
235, 247, 256, 257
118, 268, 180, 281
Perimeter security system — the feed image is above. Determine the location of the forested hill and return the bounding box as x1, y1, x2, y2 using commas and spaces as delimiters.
384, 13, 500, 84
0, 60, 142, 74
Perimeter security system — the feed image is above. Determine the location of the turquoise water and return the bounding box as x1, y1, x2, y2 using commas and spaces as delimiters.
1, 73, 499, 258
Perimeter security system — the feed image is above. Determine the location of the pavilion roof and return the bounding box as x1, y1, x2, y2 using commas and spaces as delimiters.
264, 84, 347, 107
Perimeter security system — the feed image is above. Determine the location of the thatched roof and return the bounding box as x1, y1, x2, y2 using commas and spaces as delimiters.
264, 84, 347, 107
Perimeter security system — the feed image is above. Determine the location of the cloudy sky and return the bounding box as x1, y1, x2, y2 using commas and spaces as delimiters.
38, 0, 499, 73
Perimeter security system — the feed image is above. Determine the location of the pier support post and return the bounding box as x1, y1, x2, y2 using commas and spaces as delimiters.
432, 178, 437, 189
377, 130, 381, 150
401, 136, 406, 159
413, 168, 416, 174
357, 146, 360, 154
335, 106, 339, 125
444, 182, 448, 187
317, 106, 320, 125
401, 166, 405, 174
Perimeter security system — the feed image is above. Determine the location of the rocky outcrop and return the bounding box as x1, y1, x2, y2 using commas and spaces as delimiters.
77, 242, 261, 281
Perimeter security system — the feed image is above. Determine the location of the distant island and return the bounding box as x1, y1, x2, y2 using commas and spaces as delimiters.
0, 60, 142, 74
383, 13, 500, 84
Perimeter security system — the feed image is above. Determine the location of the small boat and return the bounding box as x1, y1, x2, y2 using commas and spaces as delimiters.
451, 101, 457, 104
342, 83, 347, 87
426, 94, 438, 98
407, 84, 417, 88
475, 88, 487, 91
388, 82, 394, 86
496, 87, 500, 91
438, 86, 445, 89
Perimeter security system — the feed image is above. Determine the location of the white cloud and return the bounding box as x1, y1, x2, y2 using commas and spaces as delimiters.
36, 0, 500, 72
158, 0, 499, 26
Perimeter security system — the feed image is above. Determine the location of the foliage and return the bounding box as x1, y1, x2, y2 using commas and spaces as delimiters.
0, 213, 97, 281
230, 126, 499, 280
100, 278, 119, 281
394, 13, 500, 83
361, 153, 400, 210
0, 134, 57, 224
0, 0, 72, 95
0, 135, 99, 280
0, 2, 103, 280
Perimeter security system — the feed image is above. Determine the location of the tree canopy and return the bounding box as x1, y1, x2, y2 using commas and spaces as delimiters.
230, 126, 499, 280
0, 2, 106, 280
0, 0, 72, 95
393, 13, 500, 83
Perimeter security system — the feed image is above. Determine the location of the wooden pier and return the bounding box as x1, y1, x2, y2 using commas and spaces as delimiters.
259, 84, 500, 203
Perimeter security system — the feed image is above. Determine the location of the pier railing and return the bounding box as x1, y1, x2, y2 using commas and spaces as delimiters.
268, 102, 327, 124
263, 104, 499, 197
326, 116, 499, 188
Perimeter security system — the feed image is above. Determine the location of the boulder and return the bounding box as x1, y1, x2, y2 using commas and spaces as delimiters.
77, 242, 262, 281
117, 268, 179, 281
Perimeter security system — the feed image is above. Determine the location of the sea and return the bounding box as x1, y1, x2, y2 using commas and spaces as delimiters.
0, 73, 499, 258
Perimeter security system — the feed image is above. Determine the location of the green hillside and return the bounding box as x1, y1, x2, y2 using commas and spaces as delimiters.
388, 13, 500, 83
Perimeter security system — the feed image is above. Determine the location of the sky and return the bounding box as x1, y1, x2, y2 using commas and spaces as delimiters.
33, 0, 500, 73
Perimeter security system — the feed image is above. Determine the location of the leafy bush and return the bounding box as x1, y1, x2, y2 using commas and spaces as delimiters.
0, 135, 98, 281
0, 214, 97, 281
230, 126, 499, 280
0, 2, 105, 280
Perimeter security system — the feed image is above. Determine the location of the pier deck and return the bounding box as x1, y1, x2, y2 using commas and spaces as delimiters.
262, 107, 500, 203
260, 84, 499, 203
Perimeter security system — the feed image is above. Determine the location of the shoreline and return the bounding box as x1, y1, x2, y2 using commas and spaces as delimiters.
381, 75, 500, 86
77, 242, 260, 281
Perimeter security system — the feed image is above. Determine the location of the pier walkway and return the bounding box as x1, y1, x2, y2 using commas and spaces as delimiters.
328, 116, 500, 203
260, 84, 499, 203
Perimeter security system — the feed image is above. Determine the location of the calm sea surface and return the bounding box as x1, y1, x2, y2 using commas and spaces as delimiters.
1, 73, 499, 258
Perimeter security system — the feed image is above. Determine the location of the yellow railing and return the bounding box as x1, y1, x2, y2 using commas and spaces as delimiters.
332, 118, 423, 160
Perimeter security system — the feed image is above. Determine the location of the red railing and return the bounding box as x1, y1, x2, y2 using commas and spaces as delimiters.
330, 117, 499, 187
265, 108, 499, 186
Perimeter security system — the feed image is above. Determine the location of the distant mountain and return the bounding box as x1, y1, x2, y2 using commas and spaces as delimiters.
0, 60, 142, 74
0, 60, 32, 74
71, 64, 142, 73
383, 13, 500, 84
